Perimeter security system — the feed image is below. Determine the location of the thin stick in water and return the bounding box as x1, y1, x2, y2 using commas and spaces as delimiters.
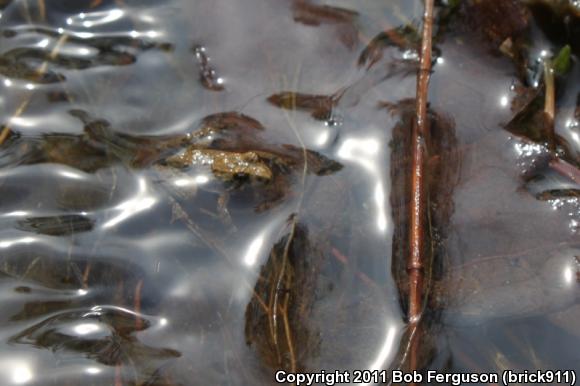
408, 0, 434, 378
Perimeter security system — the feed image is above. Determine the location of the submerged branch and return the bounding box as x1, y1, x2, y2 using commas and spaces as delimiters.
407, 0, 434, 377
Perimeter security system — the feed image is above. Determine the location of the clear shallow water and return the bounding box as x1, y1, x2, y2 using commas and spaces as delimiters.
0, 0, 578, 385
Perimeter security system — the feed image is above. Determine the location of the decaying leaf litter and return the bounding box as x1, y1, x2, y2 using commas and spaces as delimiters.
0, 0, 579, 384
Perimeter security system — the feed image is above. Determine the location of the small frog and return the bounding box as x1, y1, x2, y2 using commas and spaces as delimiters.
165, 148, 273, 181
163, 112, 343, 211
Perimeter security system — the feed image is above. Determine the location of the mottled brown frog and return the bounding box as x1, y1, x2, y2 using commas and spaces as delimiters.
162, 111, 343, 211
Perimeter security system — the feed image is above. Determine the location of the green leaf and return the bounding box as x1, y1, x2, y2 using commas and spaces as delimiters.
552, 45, 572, 76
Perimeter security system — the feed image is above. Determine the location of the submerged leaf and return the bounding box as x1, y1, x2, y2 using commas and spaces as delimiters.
11, 307, 180, 367
553, 44, 572, 75
245, 220, 321, 372
267, 92, 336, 121
291, 1, 359, 48
505, 92, 552, 143
358, 25, 420, 69
0, 30, 173, 84
291, 2, 358, 26
16, 214, 94, 236
387, 99, 460, 319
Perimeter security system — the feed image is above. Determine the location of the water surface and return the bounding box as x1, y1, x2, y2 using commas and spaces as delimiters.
0, 0, 579, 384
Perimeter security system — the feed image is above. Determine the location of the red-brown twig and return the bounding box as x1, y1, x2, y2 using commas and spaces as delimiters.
408, 0, 434, 378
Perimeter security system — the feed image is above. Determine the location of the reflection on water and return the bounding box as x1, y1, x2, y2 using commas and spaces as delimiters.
0, 0, 579, 384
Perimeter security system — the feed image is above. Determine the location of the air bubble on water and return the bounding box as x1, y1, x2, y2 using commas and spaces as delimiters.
402, 49, 419, 61
325, 112, 343, 128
